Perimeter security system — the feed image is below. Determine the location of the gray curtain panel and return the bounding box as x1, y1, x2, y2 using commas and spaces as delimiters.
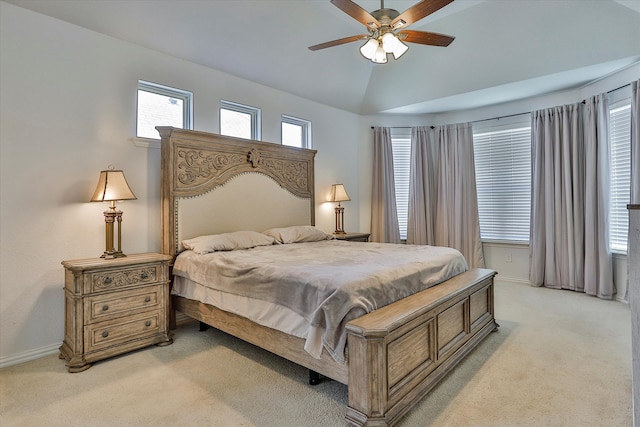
626, 79, 640, 302
529, 97, 614, 299
370, 127, 401, 243
407, 124, 485, 269
631, 79, 640, 205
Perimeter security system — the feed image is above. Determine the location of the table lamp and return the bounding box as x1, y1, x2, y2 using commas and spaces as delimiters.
90, 167, 137, 258
328, 184, 350, 234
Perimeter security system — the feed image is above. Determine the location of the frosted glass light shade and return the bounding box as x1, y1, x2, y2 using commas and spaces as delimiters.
359, 38, 379, 60
381, 32, 400, 53
372, 45, 388, 63
392, 40, 409, 59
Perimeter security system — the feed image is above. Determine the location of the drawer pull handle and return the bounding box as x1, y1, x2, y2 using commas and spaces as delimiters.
102, 305, 109, 311
145, 321, 151, 327
144, 296, 151, 303
140, 273, 149, 280
102, 331, 109, 338
104, 277, 112, 284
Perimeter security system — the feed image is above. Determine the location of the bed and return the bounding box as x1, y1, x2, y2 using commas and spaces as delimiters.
158, 127, 498, 426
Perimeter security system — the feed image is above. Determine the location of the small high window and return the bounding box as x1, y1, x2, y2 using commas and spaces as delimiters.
220, 100, 261, 140
281, 115, 312, 149
136, 80, 192, 139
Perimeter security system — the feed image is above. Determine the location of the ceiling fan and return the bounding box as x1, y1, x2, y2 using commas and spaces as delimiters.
308, 0, 456, 64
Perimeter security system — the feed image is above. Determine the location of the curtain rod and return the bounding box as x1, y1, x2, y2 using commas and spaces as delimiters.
472, 112, 530, 124
371, 82, 632, 128
581, 82, 631, 103
371, 126, 435, 129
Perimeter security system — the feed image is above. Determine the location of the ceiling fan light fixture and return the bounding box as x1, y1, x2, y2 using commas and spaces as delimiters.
391, 40, 409, 59
308, 0, 456, 65
359, 38, 379, 60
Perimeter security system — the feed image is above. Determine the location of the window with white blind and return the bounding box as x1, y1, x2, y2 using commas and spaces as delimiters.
609, 100, 631, 253
473, 123, 531, 242
391, 128, 411, 240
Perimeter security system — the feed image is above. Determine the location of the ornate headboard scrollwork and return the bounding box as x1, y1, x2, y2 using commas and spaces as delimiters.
157, 127, 317, 259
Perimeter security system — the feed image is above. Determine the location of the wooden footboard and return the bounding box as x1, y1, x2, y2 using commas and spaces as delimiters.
345, 268, 497, 426
172, 268, 497, 427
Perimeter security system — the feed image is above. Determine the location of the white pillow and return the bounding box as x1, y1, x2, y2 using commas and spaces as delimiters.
181, 231, 276, 254
262, 225, 333, 244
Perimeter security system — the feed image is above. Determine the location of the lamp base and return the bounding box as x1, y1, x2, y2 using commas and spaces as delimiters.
101, 207, 127, 260
334, 205, 346, 234
101, 250, 127, 259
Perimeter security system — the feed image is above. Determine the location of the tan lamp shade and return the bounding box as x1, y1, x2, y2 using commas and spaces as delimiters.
90, 169, 137, 202
328, 184, 350, 203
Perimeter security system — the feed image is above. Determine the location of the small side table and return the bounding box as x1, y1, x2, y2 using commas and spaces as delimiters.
59, 253, 173, 372
334, 232, 371, 242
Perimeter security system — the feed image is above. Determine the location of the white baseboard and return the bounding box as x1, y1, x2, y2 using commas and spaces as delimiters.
495, 276, 629, 303
1, 314, 194, 369
495, 276, 530, 286
0, 343, 60, 369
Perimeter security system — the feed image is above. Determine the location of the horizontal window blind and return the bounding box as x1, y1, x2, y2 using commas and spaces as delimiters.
609, 102, 631, 253
473, 126, 531, 242
391, 128, 411, 240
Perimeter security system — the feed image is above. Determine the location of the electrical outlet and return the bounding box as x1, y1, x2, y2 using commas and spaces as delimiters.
505, 253, 512, 263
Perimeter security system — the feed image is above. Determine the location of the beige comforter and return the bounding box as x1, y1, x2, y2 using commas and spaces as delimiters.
173, 240, 467, 363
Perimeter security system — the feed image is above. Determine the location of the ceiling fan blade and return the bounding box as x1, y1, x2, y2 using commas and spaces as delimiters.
392, 0, 455, 28
330, 0, 380, 28
397, 29, 455, 47
308, 34, 369, 51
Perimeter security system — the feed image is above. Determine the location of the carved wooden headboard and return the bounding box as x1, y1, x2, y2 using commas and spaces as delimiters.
157, 127, 317, 259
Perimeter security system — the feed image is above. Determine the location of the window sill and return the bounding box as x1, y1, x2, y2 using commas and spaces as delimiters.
481, 240, 529, 247
132, 136, 160, 149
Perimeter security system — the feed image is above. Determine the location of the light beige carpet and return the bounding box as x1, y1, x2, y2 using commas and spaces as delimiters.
0, 281, 632, 426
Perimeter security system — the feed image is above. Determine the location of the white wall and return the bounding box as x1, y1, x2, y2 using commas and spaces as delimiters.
0, 2, 361, 365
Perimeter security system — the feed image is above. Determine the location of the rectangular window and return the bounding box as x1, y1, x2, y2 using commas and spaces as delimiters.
473, 122, 531, 242
390, 128, 411, 240
609, 100, 631, 253
220, 100, 261, 140
281, 115, 311, 148
136, 81, 192, 139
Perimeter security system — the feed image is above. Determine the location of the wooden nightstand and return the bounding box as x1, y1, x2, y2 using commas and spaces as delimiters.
59, 253, 173, 372
334, 232, 371, 242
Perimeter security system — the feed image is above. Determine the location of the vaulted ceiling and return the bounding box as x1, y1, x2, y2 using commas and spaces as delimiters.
6, 0, 640, 115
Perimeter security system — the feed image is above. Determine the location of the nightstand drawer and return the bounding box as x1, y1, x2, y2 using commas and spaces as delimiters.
89, 264, 162, 293
85, 285, 162, 324
84, 311, 161, 353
